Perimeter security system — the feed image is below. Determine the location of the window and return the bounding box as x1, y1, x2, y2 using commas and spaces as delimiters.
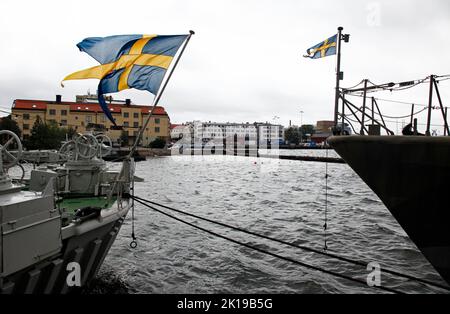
23, 124, 29, 130
23, 113, 30, 120
155, 127, 160, 133
86, 116, 92, 123
101, 115, 106, 122
155, 118, 160, 124
61, 110, 67, 116
133, 122, 139, 128
123, 112, 129, 118
49, 109, 56, 115
124, 121, 129, 127
61, 120, 67, 126
23, 134, 30, 140
133, 112, 139, 119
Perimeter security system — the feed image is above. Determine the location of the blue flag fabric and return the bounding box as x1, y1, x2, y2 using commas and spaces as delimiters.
63, 34, 188, 125
304, 34, 337, 59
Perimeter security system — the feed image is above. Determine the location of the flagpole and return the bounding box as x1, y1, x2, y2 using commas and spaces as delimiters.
128, 30, 195, 158
333, 26, 343, 131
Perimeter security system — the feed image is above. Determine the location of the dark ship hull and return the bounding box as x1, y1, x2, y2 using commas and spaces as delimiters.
328, 135, 450, 285
1, 207, 129, 294
1, 131, 135, 294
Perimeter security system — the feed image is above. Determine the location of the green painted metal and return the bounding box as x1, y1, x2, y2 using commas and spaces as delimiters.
59, 197, 116, 214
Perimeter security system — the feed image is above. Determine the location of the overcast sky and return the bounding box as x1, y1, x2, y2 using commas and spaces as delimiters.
1, 0, 449, 133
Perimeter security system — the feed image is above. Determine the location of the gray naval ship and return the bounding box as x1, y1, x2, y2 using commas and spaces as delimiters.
0, 130, 134, 293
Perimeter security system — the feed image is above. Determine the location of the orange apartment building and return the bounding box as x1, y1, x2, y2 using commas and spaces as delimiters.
10, 95, 171, 146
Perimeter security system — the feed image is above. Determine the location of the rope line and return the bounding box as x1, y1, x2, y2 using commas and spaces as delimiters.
371, 107, 429, 120
133, 198, 402, 294
130, 168, 137, 248
346, 94, 430, 108
324, 148, 329, 251
346, 94, 449, 110
344, 74, 450, 95
131, 195, 450, 292
343, 114, 448, 129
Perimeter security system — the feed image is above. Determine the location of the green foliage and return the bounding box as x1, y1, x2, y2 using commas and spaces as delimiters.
119, 130, 129, 147
300, 124, 315, 135
300, 124, 315, 140
284, 127, 301, 145
24, 117, 69, 150
66, 127, 77, 140
149, 137, 166, 148
0, 115, 22, 138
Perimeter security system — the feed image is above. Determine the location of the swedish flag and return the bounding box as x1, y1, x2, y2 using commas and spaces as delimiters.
63, 34, 189, 125
304, 34, 337, 59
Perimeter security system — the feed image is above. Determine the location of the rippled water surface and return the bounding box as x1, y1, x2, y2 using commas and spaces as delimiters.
98, 150, 446, 294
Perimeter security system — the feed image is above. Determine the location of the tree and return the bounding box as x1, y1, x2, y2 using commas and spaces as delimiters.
0, 115, 22, 138
149, 137, 166, 148
25, 117, 68, 150
0, 115, 22, 150
284, 127, 301, 145
300, 124, 315, 141
119, 130, 129, 147
66, 127, 77, 140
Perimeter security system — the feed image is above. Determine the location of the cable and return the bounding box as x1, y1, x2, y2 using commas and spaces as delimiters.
346, 75, 434, 95
344, 80, 366, 90
372, 107, 429, 120
343, 114, 447, 132
343, 74, 450, 108
337, 114, 358, 134
343, 114, 365, 124
133, 198, 403, 294
346, 94, 430, 108
390, 77, 428, 91
132, 195, 450, 292
324, 148, 329, 251
130, 165, 137, 248
436, 74, 450, 80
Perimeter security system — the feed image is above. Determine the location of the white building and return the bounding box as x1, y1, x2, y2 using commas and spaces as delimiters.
173, 121, 284, 144
170, 123, 192, 140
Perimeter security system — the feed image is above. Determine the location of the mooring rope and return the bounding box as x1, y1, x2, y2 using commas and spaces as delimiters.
132, 197, 402, 294
130, 174, 137, 249
324, 148, 329, 251
131, 195, 450, 292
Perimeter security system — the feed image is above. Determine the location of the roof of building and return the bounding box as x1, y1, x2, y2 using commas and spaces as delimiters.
12, 99, 168, 115
170, 123, 184, 130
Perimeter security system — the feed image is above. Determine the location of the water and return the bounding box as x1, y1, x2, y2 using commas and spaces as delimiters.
97, 150, 446, 294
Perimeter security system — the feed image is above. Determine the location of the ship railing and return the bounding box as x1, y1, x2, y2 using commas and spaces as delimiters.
336, 75, 450, 136
108, 158, 135, 209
